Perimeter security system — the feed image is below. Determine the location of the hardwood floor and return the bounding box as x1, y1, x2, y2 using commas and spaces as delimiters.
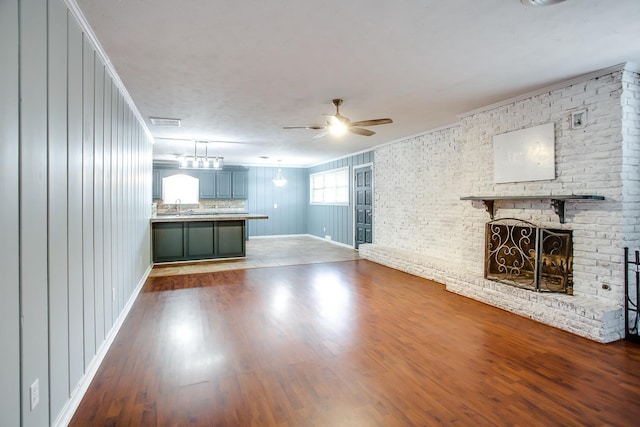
71, 259, 640, 426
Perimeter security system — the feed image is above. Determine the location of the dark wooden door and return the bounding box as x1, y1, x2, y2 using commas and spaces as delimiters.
355, 167, 372, 249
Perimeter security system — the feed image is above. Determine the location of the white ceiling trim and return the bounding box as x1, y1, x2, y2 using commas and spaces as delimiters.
64, 0, 154, 143
458, 63, 628, 120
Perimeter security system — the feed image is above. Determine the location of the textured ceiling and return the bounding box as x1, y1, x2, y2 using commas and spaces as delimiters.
75, 0, 640, 167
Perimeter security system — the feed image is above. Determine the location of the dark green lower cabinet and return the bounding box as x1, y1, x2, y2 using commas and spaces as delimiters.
153, 222, 186, 262
217, 221, 245, 257
152, 220, 246, 263
186, 221, 215, 259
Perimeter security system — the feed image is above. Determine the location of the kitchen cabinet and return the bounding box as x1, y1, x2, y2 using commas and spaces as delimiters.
152, 218, 246, 262
186, 221, 216, 258
198, 170, 216, 199
152, 222, 186, 262
217, 220, 245, 256
216, 170, 232, 198
202, 169, 248, 199
152, 164, 249, 200
232, 170, 248, 199
152, 169, 162, 199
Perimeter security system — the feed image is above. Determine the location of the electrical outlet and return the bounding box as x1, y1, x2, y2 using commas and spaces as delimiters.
273, 203, 278, 209
30, 378, 39, 411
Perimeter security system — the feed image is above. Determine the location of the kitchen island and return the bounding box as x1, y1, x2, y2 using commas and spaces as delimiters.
150, 213, 268, 263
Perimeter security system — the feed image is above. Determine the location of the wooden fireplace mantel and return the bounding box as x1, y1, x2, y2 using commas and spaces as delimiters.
460, 195, 605, 224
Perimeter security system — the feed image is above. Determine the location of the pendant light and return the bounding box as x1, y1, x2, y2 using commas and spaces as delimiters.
272, 160, 287, 187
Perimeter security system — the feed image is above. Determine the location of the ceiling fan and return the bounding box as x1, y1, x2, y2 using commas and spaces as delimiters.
283, 99, 393, 138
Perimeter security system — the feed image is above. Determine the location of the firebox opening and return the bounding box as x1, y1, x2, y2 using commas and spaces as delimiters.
485, 218, 573, 294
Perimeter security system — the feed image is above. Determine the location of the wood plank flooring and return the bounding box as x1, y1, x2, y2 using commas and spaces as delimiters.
71, 259, 640, 426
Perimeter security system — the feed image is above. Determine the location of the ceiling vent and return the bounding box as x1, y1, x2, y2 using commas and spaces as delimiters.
520, 0, 567, 6
149, 117, 181, 127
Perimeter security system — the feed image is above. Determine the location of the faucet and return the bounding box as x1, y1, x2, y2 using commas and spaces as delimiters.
175, 198, 181, 215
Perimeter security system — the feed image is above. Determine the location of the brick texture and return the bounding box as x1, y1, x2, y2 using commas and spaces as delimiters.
362, 65, 640, 343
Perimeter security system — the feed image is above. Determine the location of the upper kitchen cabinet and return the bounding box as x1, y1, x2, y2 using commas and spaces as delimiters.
152, 163, 248, 200
152, 169, 173, 199
215, 170, 232, 199
232, 169, 248, 199
198, 169, 216, 199
152, 169, 161, 199
208, 168, 248, 200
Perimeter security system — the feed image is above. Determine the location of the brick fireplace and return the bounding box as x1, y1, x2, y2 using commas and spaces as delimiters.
359, 64, 640, 343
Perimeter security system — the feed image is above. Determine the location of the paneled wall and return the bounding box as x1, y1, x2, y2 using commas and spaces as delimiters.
246, 166, 308, 236
0, 1, 153, 425
0, 1, 21, 426
307, 151, 374, 246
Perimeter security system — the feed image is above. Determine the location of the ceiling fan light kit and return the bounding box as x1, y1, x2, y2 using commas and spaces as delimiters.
329, 120, 348, 137
283, 99, 393, 138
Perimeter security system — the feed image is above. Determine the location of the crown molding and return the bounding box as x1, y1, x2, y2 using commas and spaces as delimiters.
64, 0, 154, 143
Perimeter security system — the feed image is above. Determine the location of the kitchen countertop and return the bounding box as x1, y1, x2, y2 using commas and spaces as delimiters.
150, 213, 268, 223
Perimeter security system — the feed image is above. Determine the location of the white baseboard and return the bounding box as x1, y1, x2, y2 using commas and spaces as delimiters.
305, 233, 355, 249
52, 263, 153, 427
248, 233, 307, 240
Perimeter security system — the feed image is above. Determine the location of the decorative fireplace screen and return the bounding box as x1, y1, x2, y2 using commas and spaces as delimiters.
485, 219, 573, 293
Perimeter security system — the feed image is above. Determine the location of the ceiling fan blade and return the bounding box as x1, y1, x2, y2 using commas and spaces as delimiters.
349, 127, 375, 137
312, 131, 329, 139
283, 125, 326, 130
350, 118, 393, 127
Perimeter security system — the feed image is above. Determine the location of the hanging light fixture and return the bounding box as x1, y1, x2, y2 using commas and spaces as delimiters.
178, 141, 223, 170
212, 157, 223, 170
272, 160, 287, 187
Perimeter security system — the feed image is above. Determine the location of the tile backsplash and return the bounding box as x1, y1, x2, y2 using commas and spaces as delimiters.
154, 199, 247, 214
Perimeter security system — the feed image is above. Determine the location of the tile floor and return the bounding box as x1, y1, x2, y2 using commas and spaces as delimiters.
150, 235, 360, 277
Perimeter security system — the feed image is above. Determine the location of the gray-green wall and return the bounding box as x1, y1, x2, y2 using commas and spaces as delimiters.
0, 1, 21, 426
244, 154, 374, 246
0, 0, 153, 425
307, 151, 374, 246
246, 166, 308, 236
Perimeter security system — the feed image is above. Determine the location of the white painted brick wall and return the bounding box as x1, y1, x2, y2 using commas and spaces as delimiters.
622, 69, 640, 251
375, 126, 465, 263
365, 65, 640, 343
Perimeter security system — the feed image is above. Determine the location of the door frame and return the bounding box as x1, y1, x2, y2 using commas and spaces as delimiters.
352, 163, 374, 249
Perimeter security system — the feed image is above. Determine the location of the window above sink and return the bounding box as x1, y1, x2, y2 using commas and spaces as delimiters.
162, 174, 199, 204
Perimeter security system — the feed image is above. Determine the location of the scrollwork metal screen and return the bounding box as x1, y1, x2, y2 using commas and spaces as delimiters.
485, 219, 573, 293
